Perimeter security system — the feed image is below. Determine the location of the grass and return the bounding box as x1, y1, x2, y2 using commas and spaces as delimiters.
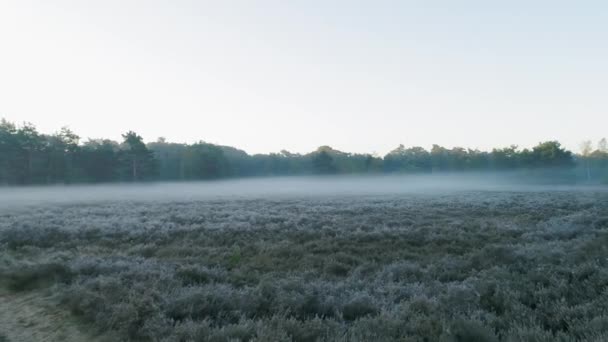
1, 191, 608, 341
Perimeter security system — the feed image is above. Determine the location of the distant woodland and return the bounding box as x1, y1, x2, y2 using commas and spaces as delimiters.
1, 119, 607, 185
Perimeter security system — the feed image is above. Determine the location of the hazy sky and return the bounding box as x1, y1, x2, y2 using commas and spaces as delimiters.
1, 1, 606, 155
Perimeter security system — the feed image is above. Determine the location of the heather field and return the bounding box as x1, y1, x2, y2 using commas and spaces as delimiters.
1, 183, 608, 341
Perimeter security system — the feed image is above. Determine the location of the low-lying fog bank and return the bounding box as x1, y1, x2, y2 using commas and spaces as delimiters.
0, 173, 605, 210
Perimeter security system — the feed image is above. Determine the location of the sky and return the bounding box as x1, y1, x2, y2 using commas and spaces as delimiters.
0, 0, 607, 155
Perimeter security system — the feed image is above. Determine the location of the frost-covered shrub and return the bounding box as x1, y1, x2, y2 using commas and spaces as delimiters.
1, 191, 607, 341
0, 226, 71, 249
175, 265, 226, 286
207, 320, 258, 342
165, 285, 245, 322
61, 276, 168, 340
382, 261, 425, 283
441, 319, 498, 342
259, 316, 338, 342
1, 262, 72, 291
324, 260, 351, 277
341, 294, 379, 321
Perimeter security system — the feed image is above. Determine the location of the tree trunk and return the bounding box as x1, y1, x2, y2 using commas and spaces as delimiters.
180, 158, 185, 180
26, 149, 32, 184
132, 156, 138, 181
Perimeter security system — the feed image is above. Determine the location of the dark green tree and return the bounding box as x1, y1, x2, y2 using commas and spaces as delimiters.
312, 150, 336, 174
0, 119, 20, 184
45, 127, 80, 183
80, 139, 120, 182
0, 118, 601, 186
384, 145, 431, 172
430, 145, 449, 172
16, 122, 45, 184
182, 143, 230, 179
531, 141, 575, 168
120, 131, 157, 181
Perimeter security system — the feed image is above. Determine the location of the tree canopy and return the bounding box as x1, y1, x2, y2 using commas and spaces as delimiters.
0, 119, 606, 185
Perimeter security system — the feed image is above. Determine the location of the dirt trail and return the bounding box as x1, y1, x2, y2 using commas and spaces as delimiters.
0, 291, 102, 342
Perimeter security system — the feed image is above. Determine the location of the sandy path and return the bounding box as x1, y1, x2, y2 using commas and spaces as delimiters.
0, 291, 102, 342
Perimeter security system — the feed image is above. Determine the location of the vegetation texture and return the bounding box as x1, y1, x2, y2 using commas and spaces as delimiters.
1, 190, 608, 341
1, 119, 607, 185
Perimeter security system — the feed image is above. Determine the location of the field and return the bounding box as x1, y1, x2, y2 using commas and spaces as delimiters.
1, 183, 608, 341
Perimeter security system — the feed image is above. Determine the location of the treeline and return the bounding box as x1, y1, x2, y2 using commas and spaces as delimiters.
1, 119, 607, 185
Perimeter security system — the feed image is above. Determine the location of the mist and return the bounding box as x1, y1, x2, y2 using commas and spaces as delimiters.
0, 173, 602, 211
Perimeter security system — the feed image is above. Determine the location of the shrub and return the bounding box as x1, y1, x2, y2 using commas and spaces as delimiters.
442, 319, 498, 342
165, 285, 245, 323
324, 260, 350, 277
2, 191, 607, 341
1, 226, 70, 249
1, 263, 72, 291
176, 265, 215, 285
342, 295, 379, 321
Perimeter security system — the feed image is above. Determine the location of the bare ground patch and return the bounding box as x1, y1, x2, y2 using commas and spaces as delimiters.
0, 290, 107, 342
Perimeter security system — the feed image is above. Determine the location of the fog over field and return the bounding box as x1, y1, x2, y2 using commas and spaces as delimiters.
1, 173, 603, 210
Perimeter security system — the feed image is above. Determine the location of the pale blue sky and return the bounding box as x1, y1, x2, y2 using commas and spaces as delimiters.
1, 1, 606, 155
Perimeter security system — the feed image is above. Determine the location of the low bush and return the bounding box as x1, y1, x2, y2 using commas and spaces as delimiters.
1, 191, 607, 341
341, 295, 379, 321
442, 319, 498, 342
1, 263, 72, 292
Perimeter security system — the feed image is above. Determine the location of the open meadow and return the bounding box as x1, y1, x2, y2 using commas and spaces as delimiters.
1, 178, 608, 341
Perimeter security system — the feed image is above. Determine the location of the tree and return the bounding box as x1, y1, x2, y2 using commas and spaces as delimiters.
147, 140, 188, 180
580, 140, 593, 181
593, 138, 608, 184
81, 139, 120, 182
16, 122, 45, 184
0, 118, 598, 185
491, 145, 519, 169
60, 127, 81, 182
46, 127, 81, 183
312, 150, 336, 174
384, 145, 431, 173
182, 143, 230, 179
121, 131, 156, 181
0, 119, 19, 184
599, 138, 607, 153
531, 141, 574, 168
430, 145, 449, 172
